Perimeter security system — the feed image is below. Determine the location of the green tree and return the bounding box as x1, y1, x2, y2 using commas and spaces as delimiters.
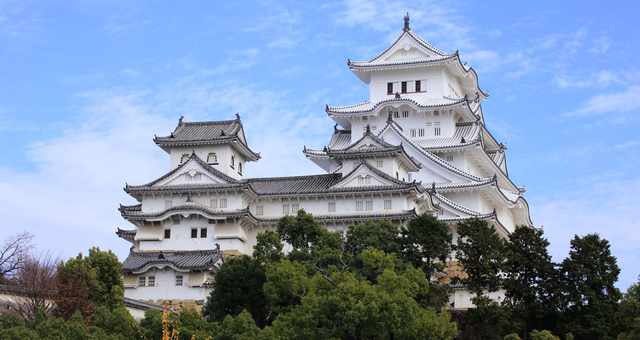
91, 305, 138, 339
253, 230, 284, 263
503, 226, 556, 339
619, 276, 640, 334
559, 234, 622, 340
401, 213, 452, 280
213, 309, 261, 340
455, 217, 506, 296
55, 254, 98, 321
202, 255, 269, 327
84, 247, 125, 310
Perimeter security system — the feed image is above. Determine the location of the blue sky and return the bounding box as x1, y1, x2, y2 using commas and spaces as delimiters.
1, 0, 639, 289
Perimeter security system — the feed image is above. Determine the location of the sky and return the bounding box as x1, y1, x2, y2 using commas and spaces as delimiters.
1, 0, 639, 290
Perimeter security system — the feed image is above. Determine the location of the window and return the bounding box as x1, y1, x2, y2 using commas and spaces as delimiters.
418, 128, 425, 137
434, 127, 441, 136
376, 160, 383, 168
175, 275, 183, 286
328, 202, 336, 212
191, 228, 198, 238
180, 154, 190, 165
185, 173, 192, 181
426, 122, 432, 127
210, 199, 218, 209
291, 204, 299, 213
173, 216, 180, 225
220, 199, 227, 208
356, 201, 364, 211
194, 173, 201, 180
410, 129, 416, 137
200, 228, 207, 238
371, 125, 377, 130
339, 230, 345, 238
139, 277, 146, 287
358, 176, 371, 185
401, 81, 407, 93
230, 155, 235, 169
402, 110, 409, 118
164, 229, 171, 239
165, 201, 173, 209
148, 276, 155, 287
362, 116, 368, 121
282, 205, 290, 214
408, 173, 412, 181
238, 163, 243, 175
387, 82, 393, 94
207, 152, 218, 164
434, 111, 440, 116
256, 206, 264, 215
209, 219, 216, 224
384, 200, 392, 210
447, 156, 454, 162
365, 201, 373, 210
393, 111, 399, 119
184, 173, 201, 181
415, 80, 421, 92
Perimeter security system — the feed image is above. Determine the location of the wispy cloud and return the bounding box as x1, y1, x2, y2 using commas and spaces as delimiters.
268, 37, 297, 49
564, 85, 640, 117
589, 36, 612, 54
555, 70, 622, 89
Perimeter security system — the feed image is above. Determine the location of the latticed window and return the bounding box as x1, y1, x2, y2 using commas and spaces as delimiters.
376, 160, 383, 168
210, 199, 218, 209
365, 201, 373, 210
356, 201, 363, 211
164, 229, 171, 238
139, 277, 146, 287
384, 200, 392, 210
401, 82, 407, 93
238, 163, 243, 175
328, 202, 335, 212
200, 228, 207, 238
256, 206, 264, 215
282, 205, 290, 214
410, 129, 416, 137
291, 204, 299, 213
415, 80, 421, 92
447, 156, 454, 162
173, 216, 180, 225
148, 276, 155, 287
393, 111, 399, 119
175, 275, 183, 286
230, 155, 235, 169
418, 129, 425, 137
387, 82, 393, 94
357, 176, 371, 185
191, 228, 198, 238
434, 127, 441, 136
402, 111, 409, 118
220, 199, 227, 208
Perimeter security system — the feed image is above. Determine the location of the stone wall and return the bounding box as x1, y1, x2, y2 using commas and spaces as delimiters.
138, 298, 203, 313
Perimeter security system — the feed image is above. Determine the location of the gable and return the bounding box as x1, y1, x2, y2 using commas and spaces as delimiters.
385, 45, 429, 62
331, 164, 394, 189
351, 134, 392, 151
159, 158, 230, 186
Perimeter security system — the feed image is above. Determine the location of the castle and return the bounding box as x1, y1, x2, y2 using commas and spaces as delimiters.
117, 15, 531, 310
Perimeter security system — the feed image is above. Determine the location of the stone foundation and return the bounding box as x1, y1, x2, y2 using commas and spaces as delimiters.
140, 298, 204, 313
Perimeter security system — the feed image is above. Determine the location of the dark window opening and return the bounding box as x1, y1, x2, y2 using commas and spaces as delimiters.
164, 229, 171, 239
415, 80, 421, 92
401, 82, 407, 93
387, 83, 393, 94
200, 228, 207, 238
191, 228, 198, 238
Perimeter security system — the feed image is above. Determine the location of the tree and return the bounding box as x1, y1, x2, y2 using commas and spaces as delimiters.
0, 232, 34, 282
55, 253, 98, 321
202, 255, 269, 327
455, 217, 506, 296
4, 252, 58, 319
253, 230, 284, 263
213, 310, 261, 340
558, 234, 622, 340
503, 226, 556, 340
83, 247, 125, 310
619, 276, 640, 335
401, 212, 453, 280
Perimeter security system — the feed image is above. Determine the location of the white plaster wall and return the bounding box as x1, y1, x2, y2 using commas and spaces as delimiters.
125, 268, 213, 301
168, 145, 246, 180
139, 216, 215, 251
448, 289, 505, 310
369, 68, 441, 103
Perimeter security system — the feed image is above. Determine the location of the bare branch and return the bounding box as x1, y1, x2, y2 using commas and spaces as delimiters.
0, 232, 35, 278
313, 261, 337, 287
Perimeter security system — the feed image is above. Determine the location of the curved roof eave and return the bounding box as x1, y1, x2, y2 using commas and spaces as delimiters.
327, 95, 468, 115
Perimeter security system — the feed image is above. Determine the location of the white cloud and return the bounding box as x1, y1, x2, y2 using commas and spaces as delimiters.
531, 179, 640, 289
564, 86, 640, 117
589, 36, 612, 54
268, 37, 297, 49
555, 70, 622, 89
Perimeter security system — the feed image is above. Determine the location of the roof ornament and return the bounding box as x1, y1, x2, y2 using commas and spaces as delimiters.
403, 12, 410, 32
432, 181, 436, 193
387, 108, 394, 123
395, 92, 401, 99
170, 132, 175, 138
323, 146, 328, 152
186, 196, 192, 202
220, 130, 226, 136
460, 137, 466, 144
215, 243, 220, 251
334, 123, 338, 131
158, 251, 165, 259
235, 113, 241, 120
366, 124, 371, 133
179, 116, 184, 124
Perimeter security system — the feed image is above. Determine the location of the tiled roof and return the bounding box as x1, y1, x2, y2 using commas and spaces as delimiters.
116, 228, 137, 240
433, 192, 487, 217
328, 128, 352, 149
122, 250, 222, 272
120, 199, 251, 220
327, 94, 465, 114
256, 209, 418, 223
154, 116, 260, 160
247, 174, 341, 195
124, 297, 172, 313
431, 176, 496, 191
412, 121, 482, 150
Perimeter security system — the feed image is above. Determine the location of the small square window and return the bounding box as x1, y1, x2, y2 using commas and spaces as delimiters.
339, 230, 345, 238
328, 202, 336, 212
434, 127, 441, 136
210, 199, 218, 209
365, 201, 373, 211
282, 205, 290, 215
356, 201, 363, 211
387, 82, 393, 94
401, 81, 407, 93
165, 201, 173, 209
173, 217, 180, 225
175, 275, 183, 286
139, 277, 146, 287
376, 160, 383, 168
220, 199, 227, 208
191, 228, 198, 238
447, 156, 454, 162
256, 206, 264, 215
148, 276, 155, 287
291, 204, 299, 213
415, 80, 421, 92
164, 229, 171, 239
200, 228, 207, 238
384, 200, 392, 210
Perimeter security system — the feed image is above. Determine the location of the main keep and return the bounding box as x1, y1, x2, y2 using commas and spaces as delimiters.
117, 15, 532, 310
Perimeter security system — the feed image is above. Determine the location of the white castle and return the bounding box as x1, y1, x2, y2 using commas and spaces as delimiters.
117, 15, 531, 309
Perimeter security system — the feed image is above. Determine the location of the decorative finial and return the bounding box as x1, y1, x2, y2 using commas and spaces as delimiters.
170, 132, 175, 138
326, 104, 329, 111
186, 196, 192, 202
395, 92, 401, 99
403, 12, 410, 32
334, 123, 338, 131
191, 150, 196, 156
431, 181, 436, 193
179, 116, 184, 124
236, 113, 240, 120
158, 251, 165, 259
460, 137, 466, 144
366, 124, 371, 133
221, 130, 226, 136
215, 243, 221, 251
387, 108, 393, 123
